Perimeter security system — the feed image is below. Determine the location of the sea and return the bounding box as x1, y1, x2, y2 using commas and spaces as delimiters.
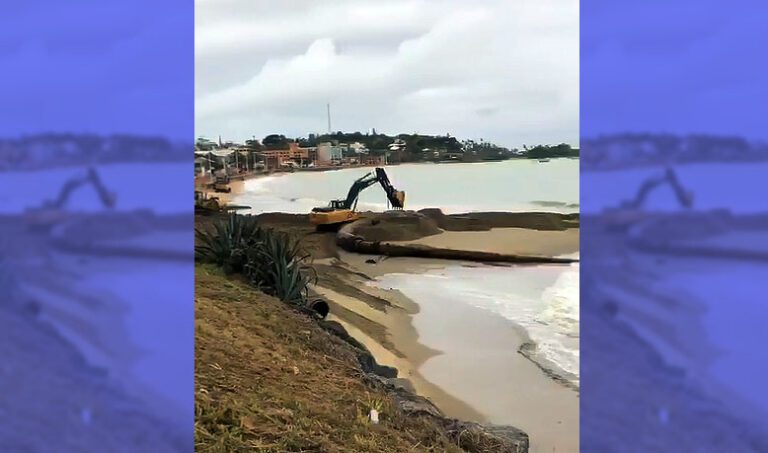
235, 158, 582, 386
234, 158, 580, 215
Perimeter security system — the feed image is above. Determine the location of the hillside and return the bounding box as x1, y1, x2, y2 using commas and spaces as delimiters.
195, 263, 527, 452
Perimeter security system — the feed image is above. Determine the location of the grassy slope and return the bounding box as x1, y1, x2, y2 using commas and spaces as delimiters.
195, 264, 463, 453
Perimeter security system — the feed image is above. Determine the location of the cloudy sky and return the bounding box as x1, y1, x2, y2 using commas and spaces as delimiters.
195, 0, 579, 148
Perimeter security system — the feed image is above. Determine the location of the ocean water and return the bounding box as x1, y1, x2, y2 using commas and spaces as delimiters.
235, 159, 579, 214
371, 262, 580, 386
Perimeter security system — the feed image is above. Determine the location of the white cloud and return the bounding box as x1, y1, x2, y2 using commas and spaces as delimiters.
196, 0, 578, 147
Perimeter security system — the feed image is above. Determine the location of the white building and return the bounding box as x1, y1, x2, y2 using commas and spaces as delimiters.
349, 142, 369, 154
316, 142, 344, 164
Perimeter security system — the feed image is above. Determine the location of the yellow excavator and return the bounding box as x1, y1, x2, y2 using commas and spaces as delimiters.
309, 167, 405, 228
603, 167, 694, 229
24, 167, 117, 230
195, 190, 251, 215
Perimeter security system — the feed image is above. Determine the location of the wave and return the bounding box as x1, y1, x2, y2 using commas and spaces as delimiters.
426, 265, 581, 388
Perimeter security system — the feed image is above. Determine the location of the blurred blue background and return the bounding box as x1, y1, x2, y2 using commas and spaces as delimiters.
582, 0, 768, 451
0, 1, 193, 452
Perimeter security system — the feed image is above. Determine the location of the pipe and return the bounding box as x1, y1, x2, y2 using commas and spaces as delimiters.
307, 299, 330, 319
337, 231, 577, 264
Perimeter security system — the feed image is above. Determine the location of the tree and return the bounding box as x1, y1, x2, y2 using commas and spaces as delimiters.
195, 137, 216, 151
262, 134, 289, 150
244, 139, 262, 151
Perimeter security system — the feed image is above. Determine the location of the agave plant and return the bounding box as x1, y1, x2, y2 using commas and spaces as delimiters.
243, 230, 317, 305
195, 214, 264, 274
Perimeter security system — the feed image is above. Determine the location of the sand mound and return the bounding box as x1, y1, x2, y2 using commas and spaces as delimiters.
337, 210, 579, 264
347, 211, 443, 242
346, 209, 579, 244
419, 209, 579, 231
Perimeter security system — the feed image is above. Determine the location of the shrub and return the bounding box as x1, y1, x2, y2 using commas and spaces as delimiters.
195, 214, 264, 274
196, 214, 316, 305
243, 231, 317, 305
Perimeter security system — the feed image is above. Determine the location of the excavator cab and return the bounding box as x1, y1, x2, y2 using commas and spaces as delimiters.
309, 167, 405, 228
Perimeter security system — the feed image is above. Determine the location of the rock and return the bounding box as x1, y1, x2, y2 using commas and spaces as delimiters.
363, 374, 416, 394
387, 377, 416, 393
357, 351, 398, 378
443, 420, 529, 453
319, 320, 398, 378
396, 396, 443, 418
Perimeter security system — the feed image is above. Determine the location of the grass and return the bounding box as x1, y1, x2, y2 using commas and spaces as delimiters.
195, 264, 464, 452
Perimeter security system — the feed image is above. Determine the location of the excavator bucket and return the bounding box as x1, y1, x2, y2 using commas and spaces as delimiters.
393, 190, 406, 208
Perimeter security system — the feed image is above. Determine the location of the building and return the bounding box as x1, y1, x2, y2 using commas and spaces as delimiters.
260, 142, 315, 169
260, 149, 292, 169
349, 142, 369, 154
362, 154, 386, 166
316, 142, 344, 165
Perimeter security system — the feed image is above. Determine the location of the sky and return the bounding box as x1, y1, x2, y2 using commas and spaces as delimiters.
195, 0, 579, 148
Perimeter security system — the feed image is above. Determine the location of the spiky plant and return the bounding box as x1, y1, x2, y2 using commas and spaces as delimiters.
243, 231, 317, 305
195, 214, 264, 274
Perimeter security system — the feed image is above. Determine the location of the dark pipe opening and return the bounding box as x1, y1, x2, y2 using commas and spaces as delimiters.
308, 299, 330, 319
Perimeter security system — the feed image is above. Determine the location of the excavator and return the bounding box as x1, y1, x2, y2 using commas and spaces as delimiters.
603, 167, 694, 229
309, 167, 405, 228
619, 167, 693, 210
25, 167, 116, 230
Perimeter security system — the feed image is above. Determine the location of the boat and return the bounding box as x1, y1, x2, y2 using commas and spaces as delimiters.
538, 158, 551, 163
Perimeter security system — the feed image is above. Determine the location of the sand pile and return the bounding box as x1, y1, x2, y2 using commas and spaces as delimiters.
419, 209, 579, 232
337, 211, 578, 264
349, 211, 443, 242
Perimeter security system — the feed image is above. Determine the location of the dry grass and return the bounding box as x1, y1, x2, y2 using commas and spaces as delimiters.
195, 264, 463, 453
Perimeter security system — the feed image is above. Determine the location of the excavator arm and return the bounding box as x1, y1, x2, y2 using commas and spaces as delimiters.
342, 173, 381, 209
340, 167, 405, 211
621, 167, 693, 210
375, 167, 405, 209
47, 167, 116, 209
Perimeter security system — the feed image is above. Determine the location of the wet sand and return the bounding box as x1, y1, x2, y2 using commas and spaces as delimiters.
411, 283, 579, 453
